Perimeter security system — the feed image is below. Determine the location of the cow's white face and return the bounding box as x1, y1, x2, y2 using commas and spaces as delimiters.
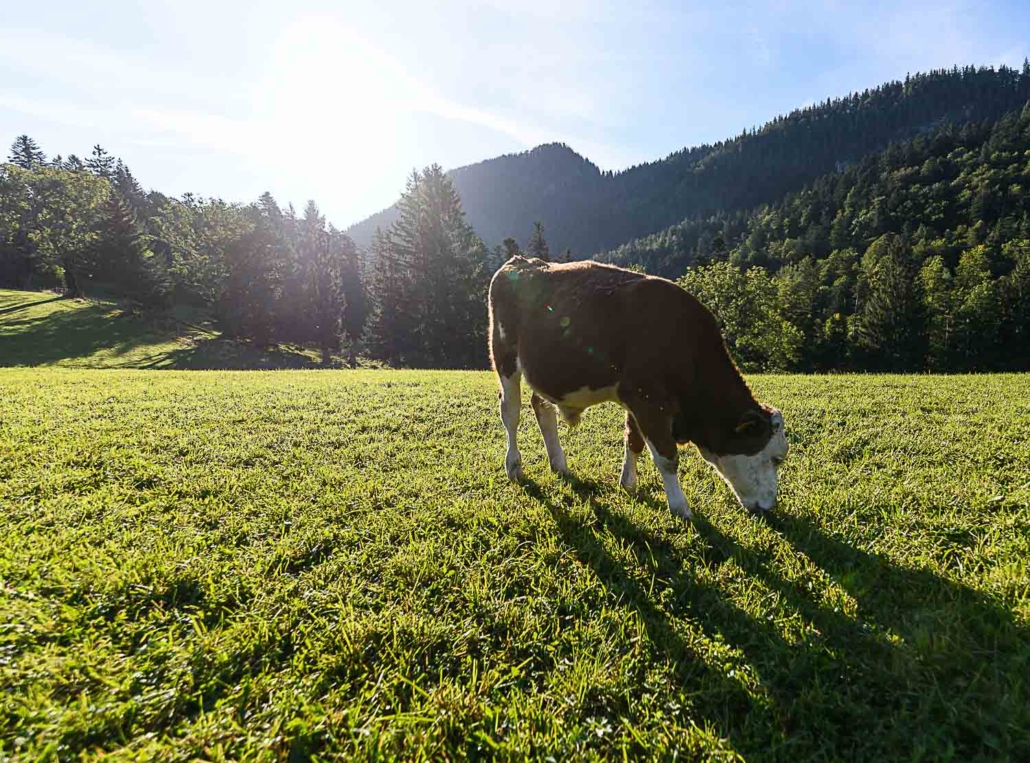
698, 409, 788, 513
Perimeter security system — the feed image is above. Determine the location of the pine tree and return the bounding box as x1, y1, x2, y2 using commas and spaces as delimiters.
299, 202, 345, 365
87, 145, 115, 178
8, 135, 46, 169
368, 227, 412, 364
920, 255, 953, 370
502, 237, 521, 259
340, 235, 368, 368
113, 160, 149, 217
92, 192, 167, 305
373, 166, 488, 367
854, 233, 927, 370
527, 221, 550, 261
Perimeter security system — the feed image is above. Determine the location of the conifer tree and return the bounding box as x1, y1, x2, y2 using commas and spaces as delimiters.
368, 227, 412, 364
340, 236, 368, 367
502, 237, 521, 259
86, 145, 115, 178
8, 135, 46, 169
854, 233, 927, 370
527, 221, 550, 261
92, 191, 166, 304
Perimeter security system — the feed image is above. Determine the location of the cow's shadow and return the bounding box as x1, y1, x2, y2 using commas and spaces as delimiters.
522, 477, 1030, 759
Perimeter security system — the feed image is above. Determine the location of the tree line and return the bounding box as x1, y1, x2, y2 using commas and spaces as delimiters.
1, 137, 561, 367
6, 62, 1030, 373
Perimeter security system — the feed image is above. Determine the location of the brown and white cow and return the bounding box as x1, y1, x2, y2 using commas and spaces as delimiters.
488, 256, 788, 519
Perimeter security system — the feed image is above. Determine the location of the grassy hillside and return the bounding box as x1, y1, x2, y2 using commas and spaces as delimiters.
0, 289, 323, 369
1, 370, 1028, 759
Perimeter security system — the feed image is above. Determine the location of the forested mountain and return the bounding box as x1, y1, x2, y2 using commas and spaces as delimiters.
349, 64, 1030, 257
602, 104, 1030, 372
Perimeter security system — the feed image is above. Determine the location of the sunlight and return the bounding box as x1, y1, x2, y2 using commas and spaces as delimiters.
261, 17, 406, 188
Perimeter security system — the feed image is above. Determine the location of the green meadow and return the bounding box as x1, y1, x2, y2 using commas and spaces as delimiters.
2, 291, 1029, 760
0, 289, 321, 370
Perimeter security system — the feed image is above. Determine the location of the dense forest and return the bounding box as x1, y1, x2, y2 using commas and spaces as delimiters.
0, 139, 515, 367
602, 103, 1030, 372
4, 62, 1030, 372
350, 64, 1030, 257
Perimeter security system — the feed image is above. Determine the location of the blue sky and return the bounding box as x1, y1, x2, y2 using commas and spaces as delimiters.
3, 0, 1027, 228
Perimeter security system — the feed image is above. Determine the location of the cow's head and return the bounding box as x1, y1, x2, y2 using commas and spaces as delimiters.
697, 407, 788, 513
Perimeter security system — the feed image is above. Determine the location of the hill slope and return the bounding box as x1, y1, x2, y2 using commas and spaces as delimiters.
0, 289, 322, 369
348, 64, 1030, 256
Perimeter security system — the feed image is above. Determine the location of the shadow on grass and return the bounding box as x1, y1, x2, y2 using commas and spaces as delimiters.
525, 477, 1030, 759
0, 299, 320, 370
137, 338, 321, 370
0, 294, 64, 316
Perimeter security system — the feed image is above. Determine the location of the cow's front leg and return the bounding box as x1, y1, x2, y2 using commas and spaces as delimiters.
499, 371, 523, 479
627, 400, 692, 519
531, 393, 568, 475
620, 412, 645, 491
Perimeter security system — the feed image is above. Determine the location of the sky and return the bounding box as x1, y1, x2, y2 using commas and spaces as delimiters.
2, 0, 1028, 228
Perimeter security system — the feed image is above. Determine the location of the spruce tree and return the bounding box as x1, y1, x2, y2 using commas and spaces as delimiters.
8, 135, 46, 169
527, 221, 550, 261
854, 233, 927, 370
502, 237, 521, 259
87, 145, 115, 178
93, 192, 147, 294
368, 227, 412, 364
340, 236, 368, 367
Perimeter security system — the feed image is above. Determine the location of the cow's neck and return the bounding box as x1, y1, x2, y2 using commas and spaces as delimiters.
679, 351, 760, 454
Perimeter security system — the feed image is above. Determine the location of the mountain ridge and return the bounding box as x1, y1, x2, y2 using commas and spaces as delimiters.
347, 63, 1030, 259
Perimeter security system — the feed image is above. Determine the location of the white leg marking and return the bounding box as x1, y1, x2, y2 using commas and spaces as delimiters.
619, 444, 638, 491
646, 440, 692, 519
534, 399, 568, 475
500, 373, 523, 480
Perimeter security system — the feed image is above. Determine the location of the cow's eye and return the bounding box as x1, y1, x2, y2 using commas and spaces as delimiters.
772, 456, 783, 466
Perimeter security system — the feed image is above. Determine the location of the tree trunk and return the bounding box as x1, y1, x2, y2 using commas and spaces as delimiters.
321, 344, 331, 366
64, 266, 82, 298
348, 345, 357, 369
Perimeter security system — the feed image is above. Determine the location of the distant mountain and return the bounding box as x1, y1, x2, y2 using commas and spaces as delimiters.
347, 143, 607, 255
348, 64, 1030, 258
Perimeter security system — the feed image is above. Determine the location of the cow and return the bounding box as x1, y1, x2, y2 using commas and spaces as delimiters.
488, 256, 788, 519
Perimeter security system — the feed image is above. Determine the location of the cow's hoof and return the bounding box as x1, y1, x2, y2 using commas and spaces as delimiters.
619, 476, 637, 492
669, 501, 693, 520
505, 456, 524, 481
549, 458, 569, 477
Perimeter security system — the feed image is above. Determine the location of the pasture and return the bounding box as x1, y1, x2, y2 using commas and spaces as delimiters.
1, 369, 1029, 760
0, 289, 321, 370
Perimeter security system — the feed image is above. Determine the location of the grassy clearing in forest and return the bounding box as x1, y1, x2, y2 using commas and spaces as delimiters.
0, 289, 322, 370
1, 369, 1028, 760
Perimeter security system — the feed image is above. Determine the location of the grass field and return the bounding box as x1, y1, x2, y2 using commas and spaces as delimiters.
0, 289, 322, 370
1, 369, 1028, 760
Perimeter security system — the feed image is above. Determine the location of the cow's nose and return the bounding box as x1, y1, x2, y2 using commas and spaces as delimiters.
755, 499, 776, 513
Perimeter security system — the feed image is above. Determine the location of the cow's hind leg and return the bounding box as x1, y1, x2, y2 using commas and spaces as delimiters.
620, 411, 645, 491
531, 393, 568, 475
625, 400, 692, 520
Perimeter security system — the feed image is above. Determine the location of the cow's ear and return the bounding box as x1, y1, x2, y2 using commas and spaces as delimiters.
734, 409, 771, 440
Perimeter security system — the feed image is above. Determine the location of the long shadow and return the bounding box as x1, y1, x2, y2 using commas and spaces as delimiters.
529, 478, 1030, 759
522, 479, 783, 758
0, 301, 320, 369
144, 339, 320, 370
0, 304, 159, 365
0, 294, 64, 316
